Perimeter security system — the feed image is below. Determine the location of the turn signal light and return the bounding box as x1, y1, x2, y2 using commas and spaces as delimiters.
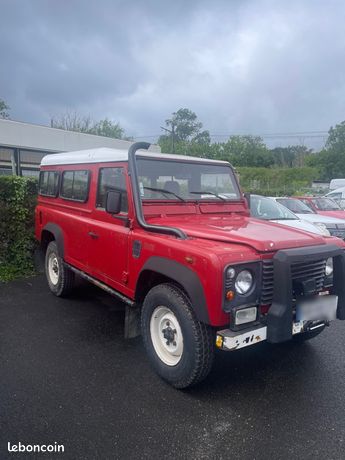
226, 290, 235, 301
216, 335, 223, 348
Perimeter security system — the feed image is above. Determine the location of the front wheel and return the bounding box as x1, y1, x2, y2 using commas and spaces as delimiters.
45, 241, 74, 297
141, 283, 215, 389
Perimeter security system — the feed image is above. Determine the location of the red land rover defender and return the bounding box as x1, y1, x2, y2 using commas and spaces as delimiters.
35, 142, 345, 388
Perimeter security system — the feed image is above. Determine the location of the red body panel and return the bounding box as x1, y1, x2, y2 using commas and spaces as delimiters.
36, 164, 345, 328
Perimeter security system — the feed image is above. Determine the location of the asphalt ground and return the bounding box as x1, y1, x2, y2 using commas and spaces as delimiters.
1, 275, 345, 459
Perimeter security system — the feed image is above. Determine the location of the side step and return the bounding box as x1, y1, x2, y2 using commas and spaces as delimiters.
65, 263, 141, 338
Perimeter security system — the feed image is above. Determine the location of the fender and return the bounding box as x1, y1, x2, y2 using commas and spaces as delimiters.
139, 256, 209, 324
42, 223, 65, 258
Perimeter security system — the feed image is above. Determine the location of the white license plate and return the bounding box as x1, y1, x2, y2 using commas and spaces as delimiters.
296, 295, 338, 322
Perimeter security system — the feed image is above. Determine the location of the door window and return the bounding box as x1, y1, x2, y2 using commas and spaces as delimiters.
96, 167, 128, 212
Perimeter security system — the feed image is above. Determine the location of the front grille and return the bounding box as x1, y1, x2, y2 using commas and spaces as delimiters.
261, 258, 327, 305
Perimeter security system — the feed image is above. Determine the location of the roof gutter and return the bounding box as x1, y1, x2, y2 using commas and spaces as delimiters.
127, 142, 187, 239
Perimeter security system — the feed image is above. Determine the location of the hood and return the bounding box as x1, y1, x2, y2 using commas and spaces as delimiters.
270, 218, 323, 235
147, 215, 326, 252
295, 213, 345, 224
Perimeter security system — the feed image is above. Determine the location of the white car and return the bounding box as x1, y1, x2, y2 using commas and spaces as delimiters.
250, 195, 330, 236
270, 197, 345, 239
325, 186, 345, 209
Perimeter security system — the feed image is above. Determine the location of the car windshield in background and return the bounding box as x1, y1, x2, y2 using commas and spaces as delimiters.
251, 196, 298, 221
136, 158, 240, 201
312, 198, 341, 211
277, 198, 315, 214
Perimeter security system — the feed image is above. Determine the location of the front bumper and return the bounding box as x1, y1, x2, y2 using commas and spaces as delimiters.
216, 319, 328, 351
217, 244, 345, 350
267, 244, 345, 343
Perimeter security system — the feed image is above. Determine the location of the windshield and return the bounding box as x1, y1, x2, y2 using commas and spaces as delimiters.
277, 198, 315, 214
312, 197, 341, 211
136, 158, 240, 201
251, 195, 298, 220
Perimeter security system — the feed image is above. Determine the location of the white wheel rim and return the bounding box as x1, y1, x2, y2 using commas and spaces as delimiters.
48, 253, 59, 285
150, 306, 184, 366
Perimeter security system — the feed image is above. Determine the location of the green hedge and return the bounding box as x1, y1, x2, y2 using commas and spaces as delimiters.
0, 176, 38, 281
237, 166, 318, 196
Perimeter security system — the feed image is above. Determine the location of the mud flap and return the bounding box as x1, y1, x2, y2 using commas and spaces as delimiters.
124, 305, 141, 339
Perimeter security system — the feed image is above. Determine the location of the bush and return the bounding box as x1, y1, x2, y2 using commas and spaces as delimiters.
0, 176, 38, 281
237, 166, 317, 196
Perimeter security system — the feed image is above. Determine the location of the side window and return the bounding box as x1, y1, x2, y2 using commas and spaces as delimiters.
329, 193, 342, 200
60, 170, 90, 202
96, 167, 128, 213
39, 171, 60, 197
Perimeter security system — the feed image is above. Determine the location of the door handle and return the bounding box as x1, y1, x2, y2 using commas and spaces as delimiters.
88, 231, 99, 239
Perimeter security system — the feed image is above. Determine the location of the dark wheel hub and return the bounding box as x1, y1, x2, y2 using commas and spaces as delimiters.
162, 322, 177, 346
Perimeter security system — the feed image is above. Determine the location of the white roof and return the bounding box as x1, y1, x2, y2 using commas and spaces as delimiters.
40, 147, 229, 166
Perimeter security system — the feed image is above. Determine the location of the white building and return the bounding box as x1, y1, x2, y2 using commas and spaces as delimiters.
0, 118, 159, 177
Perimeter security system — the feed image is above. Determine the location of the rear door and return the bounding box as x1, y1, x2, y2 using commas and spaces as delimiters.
87, 165, 130, 291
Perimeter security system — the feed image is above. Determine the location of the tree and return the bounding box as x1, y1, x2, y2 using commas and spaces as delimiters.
0, 99, 10, 119
92, 119, 126, 139
50, 112, 93, 132
50, 112, 127, 139
270, 145, 312, 168
307, 121, 345, 180
218, 135, 274, 168
158, 108, 210, 153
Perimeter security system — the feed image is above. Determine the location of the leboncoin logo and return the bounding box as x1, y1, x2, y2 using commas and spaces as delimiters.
8, 442, 64, 453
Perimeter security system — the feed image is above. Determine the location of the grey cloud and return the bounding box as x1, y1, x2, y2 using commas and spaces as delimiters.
1, 0, 345, 148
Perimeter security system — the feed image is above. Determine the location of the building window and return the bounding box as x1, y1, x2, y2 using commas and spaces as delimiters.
39, 171, 60, 197
60, 170, 90, 202
96, 167, 128, 212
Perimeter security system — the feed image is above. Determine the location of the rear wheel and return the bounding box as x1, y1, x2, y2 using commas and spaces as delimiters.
141, 283, 215, 389
45, 241, 74, 297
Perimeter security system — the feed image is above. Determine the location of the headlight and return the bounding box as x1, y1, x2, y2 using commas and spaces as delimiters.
235, 270, 253, 294
325, 257, 333, 276
315, 223, 330, 236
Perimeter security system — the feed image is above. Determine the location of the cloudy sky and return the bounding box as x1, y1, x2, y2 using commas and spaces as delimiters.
1, 0, 345, 148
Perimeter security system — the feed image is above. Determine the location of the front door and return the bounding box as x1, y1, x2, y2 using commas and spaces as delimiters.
87, 166, 130, 292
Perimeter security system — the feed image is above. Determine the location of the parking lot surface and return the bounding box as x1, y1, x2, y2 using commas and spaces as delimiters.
1, 275, 345, 459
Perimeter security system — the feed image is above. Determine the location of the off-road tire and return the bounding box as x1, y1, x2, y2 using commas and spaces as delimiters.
141, 283, 215, 389
45, 241, 74, 297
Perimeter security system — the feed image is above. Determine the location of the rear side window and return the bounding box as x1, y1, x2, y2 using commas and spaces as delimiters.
60, 170, 90, 202
96, 167, 128, 212
39, 171, 60, 197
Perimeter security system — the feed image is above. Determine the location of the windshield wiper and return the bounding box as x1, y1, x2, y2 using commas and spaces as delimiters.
143, 186, 186, 202
189, 191, 227, 201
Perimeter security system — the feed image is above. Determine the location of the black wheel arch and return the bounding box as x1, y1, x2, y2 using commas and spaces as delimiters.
41, 223, 65, 257
136, 256, 210, 324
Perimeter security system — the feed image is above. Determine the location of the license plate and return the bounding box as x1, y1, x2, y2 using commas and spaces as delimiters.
296, 295, 338, 322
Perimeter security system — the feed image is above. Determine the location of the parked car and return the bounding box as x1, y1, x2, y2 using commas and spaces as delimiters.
326, 186, 345, 209
330, 178, 345, 190
296, 196, 345, 220
250, 195, 330, 236
271, 197, 345, 240
35, 143, 345, 388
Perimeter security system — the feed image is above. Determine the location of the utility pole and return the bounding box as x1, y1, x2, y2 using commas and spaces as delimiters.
160, 125, 176, 154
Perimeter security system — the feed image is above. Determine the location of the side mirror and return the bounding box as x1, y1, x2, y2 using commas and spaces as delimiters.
106, 190, 122, 214
244, 192, 251, 208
